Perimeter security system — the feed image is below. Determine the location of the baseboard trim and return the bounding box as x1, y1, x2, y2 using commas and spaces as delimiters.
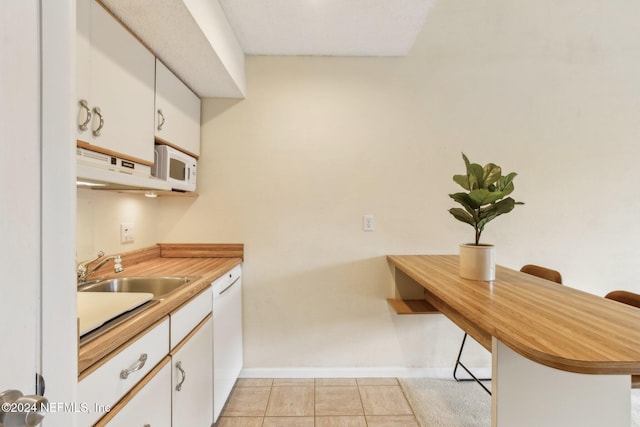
240, 367, 492, 379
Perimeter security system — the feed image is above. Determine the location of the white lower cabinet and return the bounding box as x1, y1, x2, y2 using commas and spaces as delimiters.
170, 287, 212, 349
171, 316, 213, 427
81, 287, 215, 427
104, 359, 172, 427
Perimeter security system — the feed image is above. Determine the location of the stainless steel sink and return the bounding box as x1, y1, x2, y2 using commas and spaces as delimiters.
77, 276, 200, 300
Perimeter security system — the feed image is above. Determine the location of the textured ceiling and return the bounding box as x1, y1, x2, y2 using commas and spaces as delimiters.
99, 0, 436, 98
219, 0, 436, 56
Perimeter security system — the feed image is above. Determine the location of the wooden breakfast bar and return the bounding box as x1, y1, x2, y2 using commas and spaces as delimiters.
387, 255, 640, 427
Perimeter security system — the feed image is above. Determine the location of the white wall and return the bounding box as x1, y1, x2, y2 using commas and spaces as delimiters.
77, 189, 162, 261
157, 0, 639, 374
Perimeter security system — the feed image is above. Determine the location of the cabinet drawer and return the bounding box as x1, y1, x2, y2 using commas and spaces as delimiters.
97, 358, 172, 427
78, 317, 169, 426
170, 287, 212, 349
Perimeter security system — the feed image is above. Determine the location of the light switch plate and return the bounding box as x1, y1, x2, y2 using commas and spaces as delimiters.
120, 223, 134, 243
363, 214, 374, 231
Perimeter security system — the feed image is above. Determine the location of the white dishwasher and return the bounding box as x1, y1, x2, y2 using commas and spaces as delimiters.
212, 264, 243, 423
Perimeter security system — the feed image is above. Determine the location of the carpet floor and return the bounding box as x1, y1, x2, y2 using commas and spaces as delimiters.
399, 378, 640, 427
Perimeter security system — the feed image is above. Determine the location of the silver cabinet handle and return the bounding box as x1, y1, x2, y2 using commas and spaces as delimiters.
1, 389, 48, 427
157, 109, 165, 131
92, 106, 104, 137
175, 361, 186, 391
120, 353, 148, 379
78, 99, 92, 131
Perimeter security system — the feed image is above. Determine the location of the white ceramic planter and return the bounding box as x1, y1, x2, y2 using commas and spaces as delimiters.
459, 244, 495, 281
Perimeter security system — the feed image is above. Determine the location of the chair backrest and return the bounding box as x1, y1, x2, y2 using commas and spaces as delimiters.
604, 290, 640, 310
604, 290, 640, 389
520, 264, 563, 284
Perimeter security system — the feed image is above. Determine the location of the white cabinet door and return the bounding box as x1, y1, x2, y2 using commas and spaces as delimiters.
76, 0, 92, 144
105, 361, 171, 427
172, 316, 213, 427
155, 59, 201, 157
76, 0, 155, 165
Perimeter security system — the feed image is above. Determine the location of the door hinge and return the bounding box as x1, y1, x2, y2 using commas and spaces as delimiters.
35, 374, 45, 397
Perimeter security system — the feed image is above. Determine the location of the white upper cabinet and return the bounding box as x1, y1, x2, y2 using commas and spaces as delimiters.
76, 0, 91, 142
100, 0, 246, 98
155, 59, 201, 157
76, 0, 155, 165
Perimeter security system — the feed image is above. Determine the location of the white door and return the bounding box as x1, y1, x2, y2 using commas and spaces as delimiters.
1, 2, 76, 426
0, 0, 43, 398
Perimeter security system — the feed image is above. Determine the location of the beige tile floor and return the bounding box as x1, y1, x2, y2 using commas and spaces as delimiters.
216, 378, 420, 427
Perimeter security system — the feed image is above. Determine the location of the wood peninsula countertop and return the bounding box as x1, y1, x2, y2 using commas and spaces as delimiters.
387, 255, 640, 375
78, 243, 243, 377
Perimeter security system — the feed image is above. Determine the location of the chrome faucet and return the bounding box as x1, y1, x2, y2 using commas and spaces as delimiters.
77, 251, 124, 284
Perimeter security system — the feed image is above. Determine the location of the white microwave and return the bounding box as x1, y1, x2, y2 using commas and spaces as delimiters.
151, 145, 197, 192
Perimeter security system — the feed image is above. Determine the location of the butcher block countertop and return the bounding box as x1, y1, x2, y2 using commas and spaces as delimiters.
78, 243, 243, 377
388, 255, 640, 375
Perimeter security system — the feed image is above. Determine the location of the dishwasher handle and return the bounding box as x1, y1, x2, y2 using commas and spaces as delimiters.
217, 278, 239, 296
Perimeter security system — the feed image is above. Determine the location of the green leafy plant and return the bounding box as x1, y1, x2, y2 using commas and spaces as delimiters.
448, 153, 523, 245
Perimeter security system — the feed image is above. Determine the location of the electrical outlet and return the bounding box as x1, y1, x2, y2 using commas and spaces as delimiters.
363, 214, 374, 231
120, 223, 135, 243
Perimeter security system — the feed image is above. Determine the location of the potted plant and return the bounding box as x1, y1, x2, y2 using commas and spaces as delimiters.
448, 153, 523, 280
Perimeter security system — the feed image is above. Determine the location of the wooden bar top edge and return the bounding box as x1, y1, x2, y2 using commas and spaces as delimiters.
387, 254, 640, 375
